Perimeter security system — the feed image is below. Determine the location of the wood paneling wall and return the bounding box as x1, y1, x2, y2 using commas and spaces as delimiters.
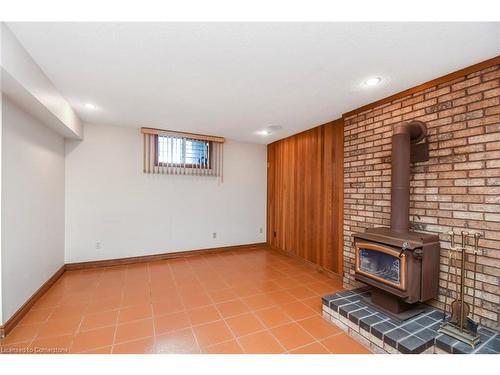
267, 119, 344, 274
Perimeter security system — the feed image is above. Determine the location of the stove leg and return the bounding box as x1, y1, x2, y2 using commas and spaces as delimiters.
371, 289, 413, 314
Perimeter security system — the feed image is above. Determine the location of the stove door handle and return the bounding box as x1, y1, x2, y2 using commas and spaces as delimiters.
399, 241, 410, 258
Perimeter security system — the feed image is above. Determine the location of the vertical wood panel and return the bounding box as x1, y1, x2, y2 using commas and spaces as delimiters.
267, 119, 344, 274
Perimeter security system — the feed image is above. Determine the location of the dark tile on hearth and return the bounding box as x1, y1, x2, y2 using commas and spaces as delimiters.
428, 322, 441, 332
336, 290, 355, 298
427, 310, 445, 321
328, 304, 339, 313
415, 315, 441, 328
352, 286, 371, 294
322, 294, 336, 306
478, 326, 496, 340
399, 320, 424, 333
452, 340, 474, 354
414, 328, 439, 344
329, 298, 349, 312
338, 303, 363, 318
487, 335, 500, 353
332, 293, 352, 301
476, 346, 499, 354
322, 288, 499, 354
357, 290, 371, 299
435, 333, 457, 353
349, 308, 375, 325
364, 307, 378, 315
348, 290, 371, 299
371, 321, 398, 340
476, 334, 499, 354
334, 293, 361, 304
372, 312, 392, 322
327, 295, 344, 303
345, 295, 363, 303
384, 328, 412, 348
397, 335, 428, 354
359, 314, 384, 332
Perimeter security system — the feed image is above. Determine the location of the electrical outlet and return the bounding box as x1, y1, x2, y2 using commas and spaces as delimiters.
259, 227, 263, 234
95, 241, 102, 250
212, 232, 217, 239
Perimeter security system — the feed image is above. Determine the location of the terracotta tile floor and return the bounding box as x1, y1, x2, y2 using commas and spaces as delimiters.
0, 245, 372, 354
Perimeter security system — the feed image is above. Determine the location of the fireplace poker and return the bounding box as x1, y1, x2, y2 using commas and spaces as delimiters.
471, 233, 481, 323
449, 231, 462, 325
442, 231, 456, 322
458, 231, 469, 331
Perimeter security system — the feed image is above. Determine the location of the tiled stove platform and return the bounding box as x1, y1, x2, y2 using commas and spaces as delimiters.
322, 288, 499, 354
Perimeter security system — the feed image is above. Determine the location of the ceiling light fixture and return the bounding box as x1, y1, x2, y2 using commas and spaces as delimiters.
257, 125, 282, 136
364, 77, 382, 87
84, 103, 97, 110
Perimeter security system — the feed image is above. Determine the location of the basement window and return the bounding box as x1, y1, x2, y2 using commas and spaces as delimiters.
141, 127, 225, 180
156, 136, 210, 168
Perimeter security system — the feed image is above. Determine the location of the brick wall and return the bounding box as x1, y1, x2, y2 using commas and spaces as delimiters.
343, 64, 500, 330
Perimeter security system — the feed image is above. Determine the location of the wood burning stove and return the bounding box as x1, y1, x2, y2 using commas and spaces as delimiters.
353, 228, 440, 318
352, 121, 440, 320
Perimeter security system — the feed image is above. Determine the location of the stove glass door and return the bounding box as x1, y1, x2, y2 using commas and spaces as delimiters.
355, 242, 406, 290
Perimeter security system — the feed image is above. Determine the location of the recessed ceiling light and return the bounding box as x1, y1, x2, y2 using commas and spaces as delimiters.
364, 77, 382, 87
257, 125, 282, 136
84, 103, 97, 110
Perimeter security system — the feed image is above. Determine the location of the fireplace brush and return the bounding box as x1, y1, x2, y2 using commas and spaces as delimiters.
439, 230, 481, 348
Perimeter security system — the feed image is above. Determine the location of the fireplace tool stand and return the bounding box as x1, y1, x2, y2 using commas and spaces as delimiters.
438, 230, 481, 348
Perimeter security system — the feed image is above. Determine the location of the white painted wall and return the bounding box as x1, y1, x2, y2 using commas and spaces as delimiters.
1, 97, 65, 322
0, 27, 3, 322
1, 23, 83, 140
65, 123, 267, 263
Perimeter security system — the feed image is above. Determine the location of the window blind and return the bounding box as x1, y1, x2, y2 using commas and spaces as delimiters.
141, 127, 225, 182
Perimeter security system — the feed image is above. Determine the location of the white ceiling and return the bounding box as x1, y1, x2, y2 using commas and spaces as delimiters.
7, 22, 500, 144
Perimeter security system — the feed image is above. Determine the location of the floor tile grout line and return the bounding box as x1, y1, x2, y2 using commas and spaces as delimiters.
4, 295, 320, 349
174, 259, 216, 353
226, 302, 279, 352
200, 316, 305, 354
147, 261, 158, 353
285, 336, 333, 354
278, 319, 317, 352
110, 275, 126, 353
316, 339, 333, 354
189, 326, 203, 354
3, 247, 349, 354
217, 314, 244, 352
236, 324, 286, 354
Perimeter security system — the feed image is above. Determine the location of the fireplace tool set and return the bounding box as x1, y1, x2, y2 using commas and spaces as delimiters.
439, 230, 481, 348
